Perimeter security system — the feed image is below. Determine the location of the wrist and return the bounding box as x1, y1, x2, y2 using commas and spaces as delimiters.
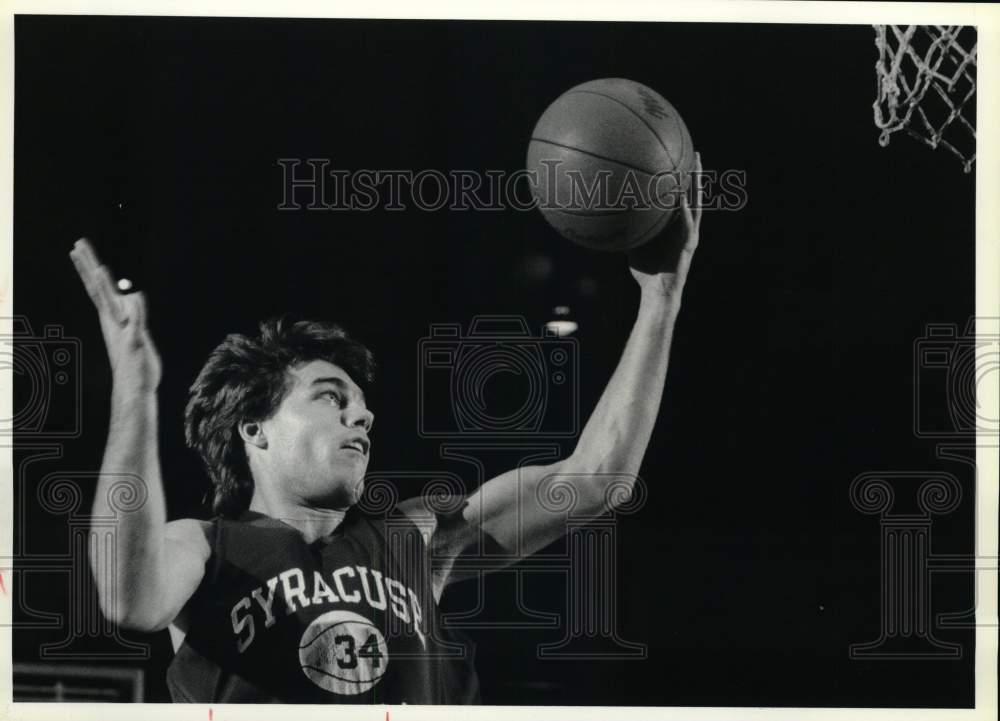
638, 283, 683, 315
111, 377, 159, 406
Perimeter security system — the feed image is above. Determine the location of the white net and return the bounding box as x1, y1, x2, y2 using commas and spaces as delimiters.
873, 25, 977, 173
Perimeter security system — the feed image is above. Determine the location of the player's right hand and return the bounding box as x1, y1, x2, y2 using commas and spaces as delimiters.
70, 238, 162, 393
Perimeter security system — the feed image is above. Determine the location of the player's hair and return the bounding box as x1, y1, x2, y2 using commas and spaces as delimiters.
184, 316, 376, 519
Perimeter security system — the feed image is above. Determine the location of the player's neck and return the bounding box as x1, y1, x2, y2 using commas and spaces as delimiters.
247, 493, 348, 544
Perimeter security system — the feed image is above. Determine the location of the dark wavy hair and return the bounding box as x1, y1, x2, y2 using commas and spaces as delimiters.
184, 316, 376, 519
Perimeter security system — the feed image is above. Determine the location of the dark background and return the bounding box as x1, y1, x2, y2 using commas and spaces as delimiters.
13, 16, 976, 706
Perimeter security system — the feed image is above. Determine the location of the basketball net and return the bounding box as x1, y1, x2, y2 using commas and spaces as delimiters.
873, 25, 977, 173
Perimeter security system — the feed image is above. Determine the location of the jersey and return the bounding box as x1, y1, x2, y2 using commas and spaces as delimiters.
166, 507, 480, 704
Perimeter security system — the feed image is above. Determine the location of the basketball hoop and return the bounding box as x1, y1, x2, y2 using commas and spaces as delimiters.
873, 25, 977, 173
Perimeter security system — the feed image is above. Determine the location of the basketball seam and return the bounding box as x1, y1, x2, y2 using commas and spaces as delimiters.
529, 137, 660, 176
559, 193, 674, 247
633, 201, 677, 246
549, 193, 677, 249
568, 89, 681, 168
552, 186, 683, 217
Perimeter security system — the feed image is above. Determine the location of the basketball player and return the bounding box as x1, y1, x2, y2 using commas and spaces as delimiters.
69, 158, 702, 704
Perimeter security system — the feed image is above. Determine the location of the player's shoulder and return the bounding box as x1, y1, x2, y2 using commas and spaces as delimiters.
165, 517, 213, 537
387, 495, 469, 548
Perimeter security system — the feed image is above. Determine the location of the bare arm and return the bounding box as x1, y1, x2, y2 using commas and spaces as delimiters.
72, 239, 209, 631
406, 156, 703, 598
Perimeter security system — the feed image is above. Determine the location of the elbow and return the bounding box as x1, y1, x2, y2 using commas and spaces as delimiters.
560, 454, 641, 514
89, 533, 170, 633
99, 595, 169, 633
122, 612, 171, 634
587, 472, 639, 514
93, 574, 169, 633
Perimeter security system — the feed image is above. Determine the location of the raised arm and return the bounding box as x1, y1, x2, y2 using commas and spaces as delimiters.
71, 239, 209, 632
405, 156, 703, 599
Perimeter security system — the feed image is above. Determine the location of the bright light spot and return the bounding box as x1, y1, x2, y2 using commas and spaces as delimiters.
117, 278, 133, 292
545, 320, 578, 337
553, 305, 571, 317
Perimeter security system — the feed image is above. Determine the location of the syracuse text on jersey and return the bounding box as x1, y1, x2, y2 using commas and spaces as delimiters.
229, 564, 427, 653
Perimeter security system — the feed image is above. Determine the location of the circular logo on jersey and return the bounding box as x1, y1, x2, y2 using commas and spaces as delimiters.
298, 610, 389, 695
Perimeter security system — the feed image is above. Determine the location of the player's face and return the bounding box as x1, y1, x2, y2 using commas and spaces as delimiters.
258, 359, 374, 509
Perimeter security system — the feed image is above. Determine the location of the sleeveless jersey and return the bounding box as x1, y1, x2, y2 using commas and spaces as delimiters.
166, 508, 480, 704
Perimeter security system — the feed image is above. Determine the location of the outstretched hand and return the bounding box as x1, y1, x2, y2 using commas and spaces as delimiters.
628, 151, 703, 300
69, 238, 161, 393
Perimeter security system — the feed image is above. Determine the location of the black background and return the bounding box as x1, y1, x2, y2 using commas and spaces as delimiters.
13, 16, 976, 706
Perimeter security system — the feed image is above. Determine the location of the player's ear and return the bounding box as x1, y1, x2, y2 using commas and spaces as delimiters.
239, 420, 268, 449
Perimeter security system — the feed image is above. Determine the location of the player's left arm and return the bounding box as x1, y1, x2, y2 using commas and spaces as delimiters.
402, 156, 702, 600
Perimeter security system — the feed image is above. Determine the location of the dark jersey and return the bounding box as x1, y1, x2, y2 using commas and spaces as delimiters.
166, 508, 479, 704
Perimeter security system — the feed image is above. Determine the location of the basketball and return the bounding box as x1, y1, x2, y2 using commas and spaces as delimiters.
299, 610, 389, 696
526, 78, 695, 252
